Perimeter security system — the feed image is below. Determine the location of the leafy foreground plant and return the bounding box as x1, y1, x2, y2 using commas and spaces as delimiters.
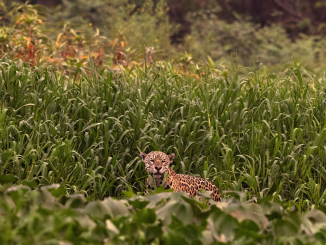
1, 185, 326, 245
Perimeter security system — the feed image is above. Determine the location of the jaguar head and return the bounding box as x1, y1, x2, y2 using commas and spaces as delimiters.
140, 151, 175, 177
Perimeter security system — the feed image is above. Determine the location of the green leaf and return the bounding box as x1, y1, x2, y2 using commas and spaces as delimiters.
21, 180, 38, 188
0, 175, 17, 184
209, 209, 239, 242
223, 190, 247, 202
145, 226, 163, 243
156, 199, 193, 225
65, 194, 87, 208
122, 190, 135, 198
164, 230, 188, 245
239, 219, 260, 232
273, 220, 298, 237
85, 200, 113, 218
128, 200, 150, 210
133, 208, 156, 224
49, 187, 66, 198
102, 198, 129, 217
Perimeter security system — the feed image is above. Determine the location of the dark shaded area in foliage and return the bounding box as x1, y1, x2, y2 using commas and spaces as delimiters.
167, 0, 326, 42
22, 0, 326, 42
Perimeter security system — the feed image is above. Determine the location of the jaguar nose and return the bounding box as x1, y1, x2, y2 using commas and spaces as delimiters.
155, 166, 162, 171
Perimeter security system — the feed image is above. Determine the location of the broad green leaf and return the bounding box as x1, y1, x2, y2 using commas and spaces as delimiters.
273, 220, 298, 237
0, 175, 17, 184
133, 208, 156, 224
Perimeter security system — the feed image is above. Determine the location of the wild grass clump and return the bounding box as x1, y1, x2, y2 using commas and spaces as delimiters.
1, 56, 326, 211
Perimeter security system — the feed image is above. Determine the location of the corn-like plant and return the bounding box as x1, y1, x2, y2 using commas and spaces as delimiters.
1, 55, 326, 211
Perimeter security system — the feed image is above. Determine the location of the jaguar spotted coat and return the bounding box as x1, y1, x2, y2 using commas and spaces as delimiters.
140, 151, 221, 202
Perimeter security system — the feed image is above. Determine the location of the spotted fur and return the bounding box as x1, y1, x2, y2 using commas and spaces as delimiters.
140, 151, 221, 202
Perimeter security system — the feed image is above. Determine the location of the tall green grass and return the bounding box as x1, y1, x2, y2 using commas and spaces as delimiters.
1, 57, 326, 210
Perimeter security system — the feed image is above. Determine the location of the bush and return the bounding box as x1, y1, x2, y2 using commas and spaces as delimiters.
0, 0, 175, 69
1, 184, 326, 244
184, 8, 326, 71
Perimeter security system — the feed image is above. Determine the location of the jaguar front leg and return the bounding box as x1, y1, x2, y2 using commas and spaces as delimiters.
145, 176, 156, 195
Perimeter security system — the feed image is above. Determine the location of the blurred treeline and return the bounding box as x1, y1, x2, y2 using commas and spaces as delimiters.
12, 0, 326, 38
1, 0, 326, 70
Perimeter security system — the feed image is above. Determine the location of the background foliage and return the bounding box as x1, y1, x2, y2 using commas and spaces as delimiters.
2, 0, 326, 71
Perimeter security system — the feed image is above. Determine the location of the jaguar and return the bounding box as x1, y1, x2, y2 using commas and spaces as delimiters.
140, 151, 221, 202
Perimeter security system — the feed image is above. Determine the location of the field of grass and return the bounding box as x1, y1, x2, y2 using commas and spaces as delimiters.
1, 56, 326, 244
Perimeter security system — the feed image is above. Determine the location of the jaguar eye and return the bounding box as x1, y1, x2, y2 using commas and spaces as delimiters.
150, 160, 154, 163
162, 161, 165, 164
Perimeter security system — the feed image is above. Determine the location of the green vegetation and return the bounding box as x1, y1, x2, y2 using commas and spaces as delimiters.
1, 184, 326, 244
0, 1, 174, 71
186, 10, 326, 70
1, 56, 326, 208
1, 1, 326, 72
2, 0, 326, 244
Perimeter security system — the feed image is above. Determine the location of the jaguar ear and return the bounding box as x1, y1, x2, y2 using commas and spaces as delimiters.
140, 152, 147, 161
168, 153, 175, 162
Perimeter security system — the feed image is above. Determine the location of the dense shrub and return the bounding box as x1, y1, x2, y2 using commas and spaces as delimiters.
2, 1, 326, 71
0, 0, 174, 70
1, 184, 326, 244
184, 8, 326, 71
